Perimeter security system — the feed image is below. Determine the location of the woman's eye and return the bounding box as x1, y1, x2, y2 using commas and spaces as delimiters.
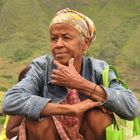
51, 37, 57, 41
64, 36, 71, 40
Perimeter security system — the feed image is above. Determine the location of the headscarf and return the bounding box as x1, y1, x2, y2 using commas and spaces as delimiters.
49, 8, 96, 46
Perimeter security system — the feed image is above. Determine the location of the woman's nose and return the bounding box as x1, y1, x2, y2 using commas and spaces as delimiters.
56, 38, 64, 48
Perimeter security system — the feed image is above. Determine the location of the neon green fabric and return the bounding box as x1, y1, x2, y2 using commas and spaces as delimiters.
0, 115, 9, 140
133, 117, 140, 136
106, 125, 125, 140
102, 65, 128, 89
103, 65, 140, 140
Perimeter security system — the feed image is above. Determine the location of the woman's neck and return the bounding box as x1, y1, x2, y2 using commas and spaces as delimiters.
74, 57, 83, 74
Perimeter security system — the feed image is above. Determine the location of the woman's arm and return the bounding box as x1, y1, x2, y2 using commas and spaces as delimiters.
40, 99, 101, 117
3, 56, 51, 119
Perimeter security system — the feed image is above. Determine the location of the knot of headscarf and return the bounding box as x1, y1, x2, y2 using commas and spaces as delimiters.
49, 8, 96, 47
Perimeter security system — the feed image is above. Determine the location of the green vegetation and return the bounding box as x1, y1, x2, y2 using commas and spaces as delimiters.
0, 0, 139, 93
0, 116, 5, 125
0, 91, 4, 112
0, 92, 5, 125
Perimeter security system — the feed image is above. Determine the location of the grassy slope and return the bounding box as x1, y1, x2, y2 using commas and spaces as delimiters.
0, 0, 140, 93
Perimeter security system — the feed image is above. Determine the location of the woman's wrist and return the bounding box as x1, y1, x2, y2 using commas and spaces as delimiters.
89, 84, 97, 98
73, 77, 107, 102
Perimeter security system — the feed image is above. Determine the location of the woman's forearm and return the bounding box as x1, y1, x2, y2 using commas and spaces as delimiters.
73, 76, 107, 102
40, 103, 73, 117
40, 99, 101, 118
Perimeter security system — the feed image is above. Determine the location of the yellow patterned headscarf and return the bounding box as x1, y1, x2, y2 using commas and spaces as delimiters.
49, 8, 96, 46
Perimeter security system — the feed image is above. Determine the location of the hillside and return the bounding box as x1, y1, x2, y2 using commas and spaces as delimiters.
0, 0, 140, 93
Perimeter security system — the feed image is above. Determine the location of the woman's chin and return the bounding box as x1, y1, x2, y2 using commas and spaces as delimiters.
55, 58, 69, 65
59, 60, 69, 65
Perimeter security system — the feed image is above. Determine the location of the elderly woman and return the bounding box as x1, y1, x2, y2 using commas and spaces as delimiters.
3, 8, 139, 140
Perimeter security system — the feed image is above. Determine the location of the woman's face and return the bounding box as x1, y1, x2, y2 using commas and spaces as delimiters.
49, 23, 88, 65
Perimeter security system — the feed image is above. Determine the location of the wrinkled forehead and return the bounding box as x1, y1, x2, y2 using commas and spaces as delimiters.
49, 23, 81, 36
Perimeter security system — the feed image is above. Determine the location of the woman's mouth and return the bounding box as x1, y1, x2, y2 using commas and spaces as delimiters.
55, 52, 69, 58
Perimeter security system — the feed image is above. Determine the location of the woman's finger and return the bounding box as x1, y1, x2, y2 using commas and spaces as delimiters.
53, 60, 65, 69
68, 58, 74, 66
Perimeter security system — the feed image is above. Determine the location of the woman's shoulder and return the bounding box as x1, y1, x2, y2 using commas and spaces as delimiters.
31, 54, 53, 70
32, 54, 53, 64
87, 56, 109, 74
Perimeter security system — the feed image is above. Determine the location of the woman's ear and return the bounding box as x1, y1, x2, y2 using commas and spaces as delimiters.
82, 37, 90, 53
